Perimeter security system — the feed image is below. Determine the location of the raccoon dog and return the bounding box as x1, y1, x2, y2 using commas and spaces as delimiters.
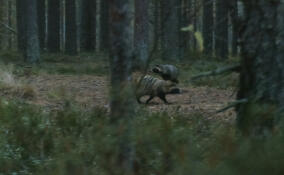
134, 74, 180, 104
152, 64, 179, 83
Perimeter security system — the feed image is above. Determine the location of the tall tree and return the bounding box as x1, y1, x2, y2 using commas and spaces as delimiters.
237, 0, 284, 137
229, 0, 238, 56
0, 0, 4, 49
37, 0, 46, 50
215, 0, 229, 58
80, 0, 96, 52
99, 0, 110, 52
161, 0, 181, 61
134, 0, 149, 69
8, 0, 13, 49
47, 0, 60, 52
202, 0, 214, 55
16, 0, 27, 52
108, 0, 135, 174
180, 0, 191, 51
65, 0, 77, 55
25, 0, 40, 63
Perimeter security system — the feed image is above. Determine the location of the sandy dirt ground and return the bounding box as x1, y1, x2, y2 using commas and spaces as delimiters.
2, 74, 235, 122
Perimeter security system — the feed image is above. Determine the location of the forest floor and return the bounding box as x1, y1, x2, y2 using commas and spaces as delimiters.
0, 52, 238, 123
4, 74, 236, 123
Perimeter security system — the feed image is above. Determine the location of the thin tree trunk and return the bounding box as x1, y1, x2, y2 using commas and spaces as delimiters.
134, 0, 149, 69
229, 0, 238, 56
99, 0, 110, 52
202, 0, 213, 55
65, 0, 77, 55
237, 0, 284, 137
25, 0, 40, 63
161, 0, 181, 61
80, 0, 96, 52
0, 0, 4, 49
37, 0, 46, 50
215, 0, 229, 59
181, 0, 191, 52
47, 0, 60, 52
8, 0, 12, 49
16, 0, 27, 52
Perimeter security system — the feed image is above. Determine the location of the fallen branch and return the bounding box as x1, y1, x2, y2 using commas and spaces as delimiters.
191, 64, 240, 81
0, 21, 17, 34
216, 99, 248, 113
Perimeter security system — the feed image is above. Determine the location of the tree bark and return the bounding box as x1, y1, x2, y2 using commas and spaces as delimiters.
215, 0, 229, 58
202, 0, 213, 55
80, 0, 96, 52
65, 0, 77, 55
161, 0, 181, 61
47, 0, 60, 52
134, 0, 149, 69
25, 0, 40, 63
99, 0, 110, 52
229, 0, 238, 56
108, 0, 135, 173
16, 0, 27, 52
8, 0, 13, 49
0, 0, 4, 49
37, 0, 46, 50
237, 0, 284, 137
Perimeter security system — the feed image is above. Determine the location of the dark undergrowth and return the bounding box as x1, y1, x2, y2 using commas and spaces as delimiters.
0, 99, 283, 175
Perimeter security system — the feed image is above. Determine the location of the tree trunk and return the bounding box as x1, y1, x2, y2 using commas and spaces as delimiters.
8, 0, 13, 49
16, 0, 27, 52
202, 0, 213, 55
237, 0, 284, 137
134, 0, 149, 69
80, 0, 96, 52
65, 0, 77, 55
25, 0, 40, 63
229, 0, 238, 56
181, 0, 191, 52
99, 0, 110, 52
37, 0, 46, 50
47, 0, 60, 52
215, 0, 229, 58
108, 0, 135, 173
161, 0, 181, 61
0, 0, 4, 49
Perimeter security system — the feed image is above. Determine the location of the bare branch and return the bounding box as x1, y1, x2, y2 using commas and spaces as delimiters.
0, 21, 17, 34
216, 99, 248, 113
191, 64, 241, 81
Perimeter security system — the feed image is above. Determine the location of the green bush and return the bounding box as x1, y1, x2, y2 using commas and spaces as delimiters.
0, 100, 284, 175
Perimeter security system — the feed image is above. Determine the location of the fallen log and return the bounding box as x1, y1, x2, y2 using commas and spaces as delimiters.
191, 64, 240, 81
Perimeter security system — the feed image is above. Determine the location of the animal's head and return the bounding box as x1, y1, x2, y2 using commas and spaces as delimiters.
152, 64, 163, 73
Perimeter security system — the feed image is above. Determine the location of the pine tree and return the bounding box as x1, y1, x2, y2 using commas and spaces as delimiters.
80, 0, 96, 52
65, 0, 77, 55
47, 0, 60, 52
215, 0, 229, 58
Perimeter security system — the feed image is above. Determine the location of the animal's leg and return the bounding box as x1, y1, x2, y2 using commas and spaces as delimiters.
146, 95, 154, 104
158, 93, 169, 104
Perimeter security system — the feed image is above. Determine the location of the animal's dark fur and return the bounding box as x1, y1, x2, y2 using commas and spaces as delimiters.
133, 74, 180, 104
152, 64, 179, 83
